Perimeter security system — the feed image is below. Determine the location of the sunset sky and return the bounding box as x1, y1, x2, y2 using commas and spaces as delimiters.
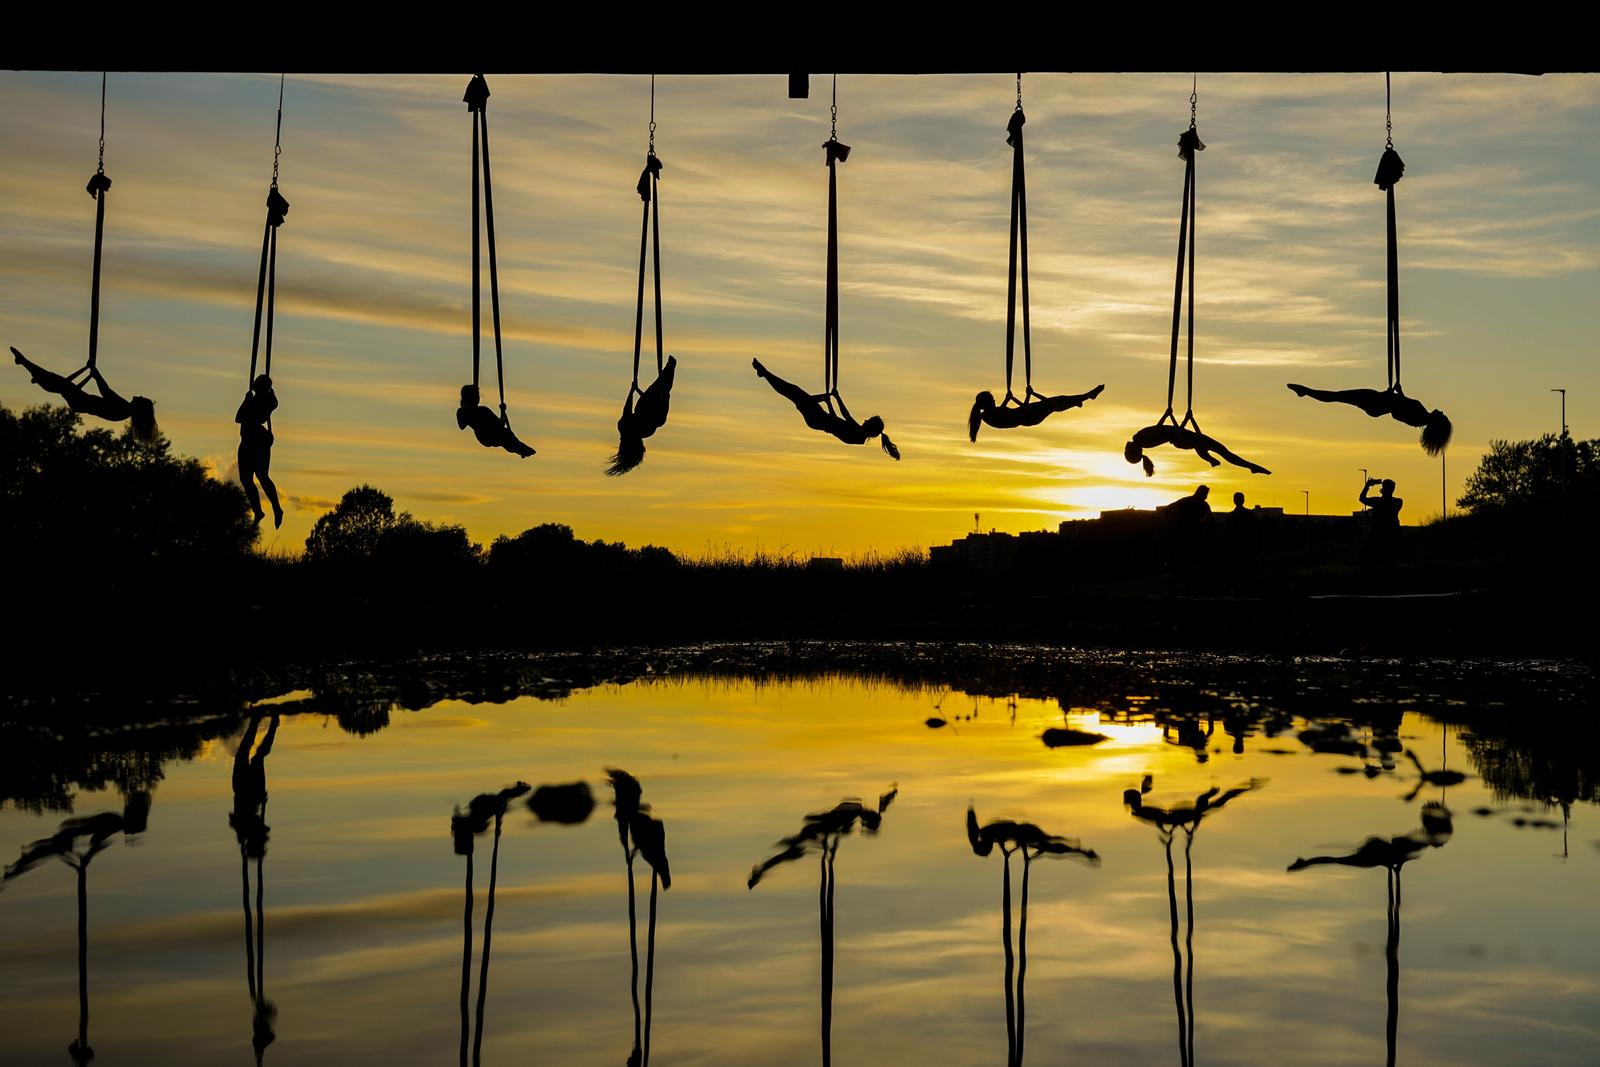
2, 71, 1595, 556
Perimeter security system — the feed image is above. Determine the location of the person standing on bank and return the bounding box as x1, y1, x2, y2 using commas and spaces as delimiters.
1360, 478, 1402, 569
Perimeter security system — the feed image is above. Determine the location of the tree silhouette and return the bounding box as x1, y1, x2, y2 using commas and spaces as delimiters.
1, 402, 257, 563
1457, 434, 1597, 513
303, 485, 404, 562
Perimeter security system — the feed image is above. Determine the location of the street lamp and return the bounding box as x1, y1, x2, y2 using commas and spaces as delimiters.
1551, 388, 1568, 438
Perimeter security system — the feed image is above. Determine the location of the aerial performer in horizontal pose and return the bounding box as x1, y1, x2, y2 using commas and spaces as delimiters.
11, 75, 158, 443
1287, 383, 1451, 456
1124, 420, 1270, 477
1287, 74, 1451, 456
12, 347, 157, 441
1121, 81, 1269, 480
608, 90, 679, 477
970, 386, 1104, 442
755, 77, 899, 462
754, 358, 898, 458
967, 79, 1104, 444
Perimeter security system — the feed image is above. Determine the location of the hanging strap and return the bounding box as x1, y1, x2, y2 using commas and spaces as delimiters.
1003, 106, 1033, 402
1375, 71, 1406, 391
464, 74, 508, 418
83, 73, 111, 377
823, 136, 850, 401
632, 153, 664, 389
249, 78, 290, 388
1164, 125, 1204, 429
248, 190, 289, 384
1182, 128, 1198, 430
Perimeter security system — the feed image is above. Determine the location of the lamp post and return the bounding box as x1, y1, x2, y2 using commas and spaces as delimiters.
1552, 388, 1569, 488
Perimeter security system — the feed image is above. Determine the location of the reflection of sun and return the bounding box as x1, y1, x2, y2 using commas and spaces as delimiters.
1064, 711, 1166, 749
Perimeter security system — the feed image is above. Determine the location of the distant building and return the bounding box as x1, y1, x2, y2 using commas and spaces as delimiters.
933, 504, 1377, 586
807, 556, 845, 572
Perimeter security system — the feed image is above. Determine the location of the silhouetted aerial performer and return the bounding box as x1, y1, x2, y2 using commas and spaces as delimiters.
609, 78, 678, 476
3, 790, 149, 1066
236, 79, 291, 530
12, 347, 157, 440
456, 74, 536, 459
9, 75, 158, 443
605, 769, 672, 1067
452, 781, 531, 1067
753, 359, 898, 457
748, 786, 897, 1067
967, 806, 1100, 1067
1287, 802, 1453, 1067
1124, 422, 1269, 478
1123, 81, 1267, 480
754, 76, 899, 461
1287, 75, 1451, 456
230, 712, 280, 1064
1124, 777, 1266, 1067
237, 375, 283, 528
968, 77, 1104, 443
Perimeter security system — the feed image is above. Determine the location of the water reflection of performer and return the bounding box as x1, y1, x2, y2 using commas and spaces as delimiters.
1288, 802, 1453, 1067
1123, 779, 1265, 1067
748, 788, 897, 1067
967, 808, 1099, 1067
230, 712, 280, 1064
605, 769, 671, 1067
3, 790, 150, 1065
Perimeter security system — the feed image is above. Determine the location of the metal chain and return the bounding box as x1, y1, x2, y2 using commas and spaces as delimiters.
1189, 73, 1198, 129
1016, 71, 1022, 110
272, 73, 285, 186
1385, 71, 1394, 149
830, 73, 838, 139
648, 73, 656, 154
97, 72, 106, 174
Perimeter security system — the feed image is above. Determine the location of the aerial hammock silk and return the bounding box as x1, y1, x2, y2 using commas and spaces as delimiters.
968, 78, 1104, 443
456, 74, 536, 460
1287, 74, 1452, 457
237, 75, 289, 529
753, 76, 899, 460
608, 78, 677, 476
1122, 86, 1270, 479
9, 73, 158, 443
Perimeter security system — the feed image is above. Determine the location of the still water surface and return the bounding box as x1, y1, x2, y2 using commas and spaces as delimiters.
1, 667, 1596, 1066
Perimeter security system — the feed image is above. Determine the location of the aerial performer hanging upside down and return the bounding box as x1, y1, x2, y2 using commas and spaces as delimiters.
236, 374, 284, 528
608, 354, 677, 476
1124, 420, 1270, 478
968, 385, 1104, 442
753, 358, 899, 459
1286, 384, 1451, 456
12, 346, 158, 442
457, 384, 535, 458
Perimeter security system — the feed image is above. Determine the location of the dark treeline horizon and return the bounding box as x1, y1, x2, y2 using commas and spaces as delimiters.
5, 401, 1598, 700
